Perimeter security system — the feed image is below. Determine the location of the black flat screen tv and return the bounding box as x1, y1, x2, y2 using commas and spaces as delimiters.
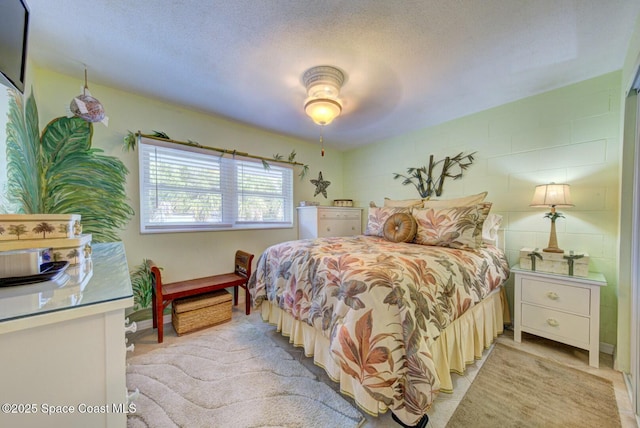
0, 0, 30, 93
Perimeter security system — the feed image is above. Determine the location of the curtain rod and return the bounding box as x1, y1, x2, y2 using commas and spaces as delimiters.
135, 132, 305, 167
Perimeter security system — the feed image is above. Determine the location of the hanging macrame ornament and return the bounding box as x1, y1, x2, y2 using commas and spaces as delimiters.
69, 69, 109, 126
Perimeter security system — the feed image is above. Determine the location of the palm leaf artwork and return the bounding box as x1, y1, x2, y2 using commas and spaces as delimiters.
6, 91, 134, 242
6, 89, 40, 213
130, 259, 154, 311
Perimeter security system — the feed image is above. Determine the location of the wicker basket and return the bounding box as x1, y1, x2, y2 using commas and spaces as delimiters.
172, 289, 232, 336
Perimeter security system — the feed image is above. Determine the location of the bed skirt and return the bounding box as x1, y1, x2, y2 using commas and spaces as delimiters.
260, 286, 506, 418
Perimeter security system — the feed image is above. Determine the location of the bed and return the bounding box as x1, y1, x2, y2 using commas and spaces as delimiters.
248, 197, 511, 426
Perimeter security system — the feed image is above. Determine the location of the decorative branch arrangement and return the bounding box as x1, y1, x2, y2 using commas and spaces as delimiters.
123, 131, 309, 179
392, 152, 476, 198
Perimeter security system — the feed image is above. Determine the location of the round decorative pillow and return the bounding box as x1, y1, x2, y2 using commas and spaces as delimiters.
383, 212, 417, 243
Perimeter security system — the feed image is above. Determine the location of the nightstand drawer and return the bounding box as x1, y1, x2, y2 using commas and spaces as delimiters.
521, 303, 590, 344
521, 278, 590, 315
319, 209, 361, 220
318, 219, 360, 237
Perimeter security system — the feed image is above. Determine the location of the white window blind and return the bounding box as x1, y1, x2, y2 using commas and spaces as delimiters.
138, 138, 293, 233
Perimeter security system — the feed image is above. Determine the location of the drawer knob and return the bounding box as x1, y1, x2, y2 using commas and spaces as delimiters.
127, 388, 140, 404
546, 318, 559, 327
125, 321, 137, 334
546, 291, 559, 300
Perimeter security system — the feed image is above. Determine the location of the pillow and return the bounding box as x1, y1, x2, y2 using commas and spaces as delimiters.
383, 197, 423, 208
413, 203, 491, 249
365, 207, 410, 236
422, 191, 488, 209
482, 213, 503, 246
475, 202, 492, 246
383, 212, 417, 243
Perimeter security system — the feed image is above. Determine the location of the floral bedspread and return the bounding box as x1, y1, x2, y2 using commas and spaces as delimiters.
249, 235, 510, 423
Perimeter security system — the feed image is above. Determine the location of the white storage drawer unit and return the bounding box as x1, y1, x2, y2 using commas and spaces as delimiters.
512, 265, 607, 368
297, 206, 362, 239
0, 243, 134, 428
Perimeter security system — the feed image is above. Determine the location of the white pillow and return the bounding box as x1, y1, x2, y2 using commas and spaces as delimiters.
482, 213, 502, 246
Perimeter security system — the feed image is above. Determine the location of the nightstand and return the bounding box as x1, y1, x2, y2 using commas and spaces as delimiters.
511, 265, 607, 368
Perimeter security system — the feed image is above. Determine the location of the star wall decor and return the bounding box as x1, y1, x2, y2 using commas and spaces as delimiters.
311, 171, 331, 198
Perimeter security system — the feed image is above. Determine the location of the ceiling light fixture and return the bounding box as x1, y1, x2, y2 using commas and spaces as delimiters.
303, 65, 344, 126
302, 65, 345, 156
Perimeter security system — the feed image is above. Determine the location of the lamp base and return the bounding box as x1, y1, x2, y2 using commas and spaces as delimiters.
544, 217, 564, 254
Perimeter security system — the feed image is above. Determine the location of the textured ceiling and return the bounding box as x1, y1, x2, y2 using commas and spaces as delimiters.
24, 0, 640, 150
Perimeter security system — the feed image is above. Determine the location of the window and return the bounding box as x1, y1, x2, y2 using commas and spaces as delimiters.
139, 138, 293, 233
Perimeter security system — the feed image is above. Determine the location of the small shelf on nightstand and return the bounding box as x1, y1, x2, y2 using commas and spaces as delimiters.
511, 264, 607, 368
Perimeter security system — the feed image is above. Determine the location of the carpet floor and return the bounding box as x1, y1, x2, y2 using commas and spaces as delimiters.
126, 316, 364, 427
127, 309, 636, 427
446, 342, 622, 428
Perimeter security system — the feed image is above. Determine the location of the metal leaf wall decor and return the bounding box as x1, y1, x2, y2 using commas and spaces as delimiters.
393, 152, 476, 198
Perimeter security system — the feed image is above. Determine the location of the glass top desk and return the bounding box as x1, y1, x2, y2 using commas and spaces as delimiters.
0, 242, 133, 332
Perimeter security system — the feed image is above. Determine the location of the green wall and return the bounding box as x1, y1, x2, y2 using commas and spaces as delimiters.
2, 63, 629, 355
343, 72, 622, 347
27, 67, 346, 286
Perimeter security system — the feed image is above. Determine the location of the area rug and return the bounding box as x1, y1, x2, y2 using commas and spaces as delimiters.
445, 343, 621, 428
126, 317, 365, 427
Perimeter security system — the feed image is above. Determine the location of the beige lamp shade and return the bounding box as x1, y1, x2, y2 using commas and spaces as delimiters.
530, 183, 574, 207
530, 183, 574, 253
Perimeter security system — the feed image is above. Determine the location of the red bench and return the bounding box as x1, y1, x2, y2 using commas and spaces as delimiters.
149, 250, 254, 343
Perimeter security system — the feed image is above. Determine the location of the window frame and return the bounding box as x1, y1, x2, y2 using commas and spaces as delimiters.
138, 138, 294, 234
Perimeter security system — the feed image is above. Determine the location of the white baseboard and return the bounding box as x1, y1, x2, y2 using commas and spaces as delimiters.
134, 315, 171, 331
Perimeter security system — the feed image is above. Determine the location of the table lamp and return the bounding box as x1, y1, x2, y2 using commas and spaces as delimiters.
530, 183, 574, 253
